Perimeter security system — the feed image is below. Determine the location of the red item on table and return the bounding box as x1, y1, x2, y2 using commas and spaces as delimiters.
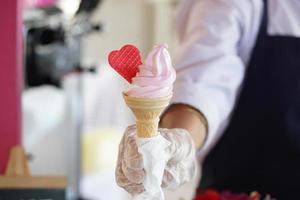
195, 190, 270, 200
221, 191, 252, 200
195, 190, 221, 200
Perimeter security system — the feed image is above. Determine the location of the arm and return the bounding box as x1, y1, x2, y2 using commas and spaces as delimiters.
160, 104, 207, 149
162, 0, 251, 155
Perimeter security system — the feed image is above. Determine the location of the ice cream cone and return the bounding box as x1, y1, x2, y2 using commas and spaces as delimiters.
123, 93, 172, 138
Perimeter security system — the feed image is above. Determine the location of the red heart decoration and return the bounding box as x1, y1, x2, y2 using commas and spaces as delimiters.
108, 44, 142, 83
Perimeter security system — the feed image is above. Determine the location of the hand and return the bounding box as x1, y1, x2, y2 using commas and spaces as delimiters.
115, 125, 197, 195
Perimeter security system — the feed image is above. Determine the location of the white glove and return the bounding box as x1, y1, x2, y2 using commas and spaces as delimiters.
115, 125, 197, 195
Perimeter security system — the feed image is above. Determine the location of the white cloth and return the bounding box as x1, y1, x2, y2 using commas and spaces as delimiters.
134, 135, 170, 200
172, 0, 300, 159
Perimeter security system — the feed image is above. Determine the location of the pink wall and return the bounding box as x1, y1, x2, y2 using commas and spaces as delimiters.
0, 0, 23, 174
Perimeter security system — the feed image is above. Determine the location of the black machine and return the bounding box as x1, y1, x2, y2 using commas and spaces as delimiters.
24, 0, 102, 87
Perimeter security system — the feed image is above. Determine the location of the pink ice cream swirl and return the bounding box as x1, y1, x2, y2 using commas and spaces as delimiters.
126, 44, 176, 98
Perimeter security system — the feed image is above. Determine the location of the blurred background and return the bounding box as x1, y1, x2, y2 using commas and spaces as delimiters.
21, 0, 198, 199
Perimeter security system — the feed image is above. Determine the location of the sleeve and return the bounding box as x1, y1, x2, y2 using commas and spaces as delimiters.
171, 0, 249, 158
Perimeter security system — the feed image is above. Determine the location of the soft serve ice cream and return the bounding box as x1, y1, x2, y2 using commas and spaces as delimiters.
126, 44, 176, 98
108, 43, 176, 200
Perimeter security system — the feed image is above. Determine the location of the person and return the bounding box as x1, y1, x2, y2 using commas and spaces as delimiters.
116, 0, 300, 199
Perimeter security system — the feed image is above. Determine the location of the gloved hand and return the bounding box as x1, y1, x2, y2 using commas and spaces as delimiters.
115, 125, 197, 195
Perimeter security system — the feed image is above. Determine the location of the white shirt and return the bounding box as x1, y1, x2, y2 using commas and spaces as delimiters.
171, 0, 300, 159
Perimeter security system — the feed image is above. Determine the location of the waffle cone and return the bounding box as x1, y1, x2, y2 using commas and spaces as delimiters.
123, 93, 172, 138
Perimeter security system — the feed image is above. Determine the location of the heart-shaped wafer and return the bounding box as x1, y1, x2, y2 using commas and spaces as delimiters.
108, 44, 142, 83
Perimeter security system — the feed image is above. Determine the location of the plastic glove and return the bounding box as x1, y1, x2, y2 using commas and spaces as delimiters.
115, 125, 197, 195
